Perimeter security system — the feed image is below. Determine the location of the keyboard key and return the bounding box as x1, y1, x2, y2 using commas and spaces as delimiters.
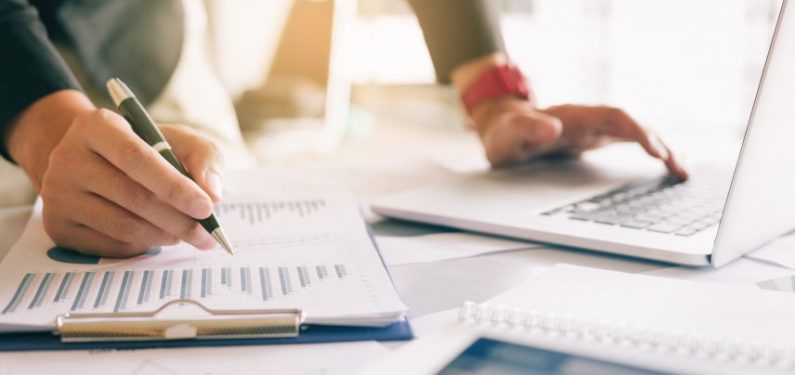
593, 213, 622, 225
620, 219, 653, 229
575, 202, 601, 213
635, 213, 665, 223
648, 222, 684, 233
552, 172, 728, 236
667, 213, 702, 225
675, 227, 700, 236
614, 204, 637, 214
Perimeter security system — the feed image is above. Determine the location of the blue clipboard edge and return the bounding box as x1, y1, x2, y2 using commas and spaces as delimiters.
0, 317, 412, 352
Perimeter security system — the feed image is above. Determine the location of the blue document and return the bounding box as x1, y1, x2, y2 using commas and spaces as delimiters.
437, 337, 671, 375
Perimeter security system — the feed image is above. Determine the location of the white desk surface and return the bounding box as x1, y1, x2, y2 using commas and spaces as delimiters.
0, 107, 787, 374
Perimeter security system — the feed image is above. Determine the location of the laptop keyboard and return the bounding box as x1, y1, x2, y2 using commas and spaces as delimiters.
541, 173, 730, 237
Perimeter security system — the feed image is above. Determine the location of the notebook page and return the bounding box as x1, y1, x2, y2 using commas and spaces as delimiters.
358, 265, 795, 375
0, 179, 406, 332
485, 264, 795, 348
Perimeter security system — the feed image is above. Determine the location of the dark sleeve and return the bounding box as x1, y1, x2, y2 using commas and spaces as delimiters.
408, 0, 504, 84
0, 0, 81, 162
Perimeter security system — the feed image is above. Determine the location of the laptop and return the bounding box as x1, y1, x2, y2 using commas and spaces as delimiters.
372, 0, 795, 267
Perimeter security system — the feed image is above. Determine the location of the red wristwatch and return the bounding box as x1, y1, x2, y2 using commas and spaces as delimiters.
461, 64, 535, 114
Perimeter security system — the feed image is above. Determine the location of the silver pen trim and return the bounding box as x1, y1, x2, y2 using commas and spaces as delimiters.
152, 141, 171, 152
106, 78, 135, 107
211, 228, 236, 255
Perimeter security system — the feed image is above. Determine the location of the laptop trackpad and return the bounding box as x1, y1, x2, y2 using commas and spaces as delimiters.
377, 157, 664, 221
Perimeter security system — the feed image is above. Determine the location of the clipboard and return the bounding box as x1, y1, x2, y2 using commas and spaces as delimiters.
0, 299, 412, 351
0, 224, 413, 351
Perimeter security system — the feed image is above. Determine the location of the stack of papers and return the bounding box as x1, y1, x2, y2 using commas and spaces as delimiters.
0, 178, 406, 333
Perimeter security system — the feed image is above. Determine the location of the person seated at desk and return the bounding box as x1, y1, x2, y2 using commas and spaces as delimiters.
0, 0, 687, 257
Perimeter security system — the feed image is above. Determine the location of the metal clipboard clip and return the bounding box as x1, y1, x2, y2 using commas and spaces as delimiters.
54, 299, 304, 343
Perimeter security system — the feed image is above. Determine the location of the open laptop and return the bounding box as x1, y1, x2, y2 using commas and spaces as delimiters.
372, 0, 795, 267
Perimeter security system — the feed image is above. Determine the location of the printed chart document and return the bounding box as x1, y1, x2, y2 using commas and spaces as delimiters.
0, 177, 407, 333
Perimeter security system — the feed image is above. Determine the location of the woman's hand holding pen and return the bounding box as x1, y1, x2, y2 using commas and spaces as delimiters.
6, 90, 224, 257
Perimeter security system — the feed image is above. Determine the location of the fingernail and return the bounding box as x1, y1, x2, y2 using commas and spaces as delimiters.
534, 122, 558, 140
190, 198, 213, 219
206, 170, 224, 200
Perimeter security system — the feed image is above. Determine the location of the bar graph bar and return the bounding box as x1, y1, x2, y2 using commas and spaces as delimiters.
180, 269, 193, 299
138, 270, 153, 305
317, 265, 328, 280
297, 266, 310, 287
259, 267, 272, 301
221, 267, 231, 288
1, 262, 353, 317
28, 273, 54, 309
2, 273, 35, 314
334, 264, 347, 279
160, 270, 173, 300
71, 272, 94, 311
278, 267, 293, 295
54, 272, 74, 302
94, 271, 115, 308
201, 268, 212, 298
114, 270, 133, 312
241, 267, 251, 294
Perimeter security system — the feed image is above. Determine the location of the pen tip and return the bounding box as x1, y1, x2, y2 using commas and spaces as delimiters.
211, 228, 236, 255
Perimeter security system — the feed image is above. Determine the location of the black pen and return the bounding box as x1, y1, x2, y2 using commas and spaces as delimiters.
106, 77, 235, 255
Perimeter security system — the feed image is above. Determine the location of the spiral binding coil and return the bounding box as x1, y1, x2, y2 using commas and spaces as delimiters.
458, 301, 795, 369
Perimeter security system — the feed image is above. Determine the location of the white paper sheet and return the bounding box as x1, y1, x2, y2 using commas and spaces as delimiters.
745, 231, 795, 270
0, 178, 406, 332
642, 257, 795, 285
0, 341, 390, 375
375, 232, 543, 266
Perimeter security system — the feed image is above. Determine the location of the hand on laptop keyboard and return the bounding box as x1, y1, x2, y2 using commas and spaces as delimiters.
470, 100, 689, 179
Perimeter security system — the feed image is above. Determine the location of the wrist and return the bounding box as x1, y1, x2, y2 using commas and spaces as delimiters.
451, 52, 508, 93
469, 95, 532, 136
6, 90, 94, 188
453, 55, 535, 119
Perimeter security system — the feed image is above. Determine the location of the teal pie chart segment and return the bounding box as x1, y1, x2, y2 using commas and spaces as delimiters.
46, 247, 101, 264
47, 246, 162, 264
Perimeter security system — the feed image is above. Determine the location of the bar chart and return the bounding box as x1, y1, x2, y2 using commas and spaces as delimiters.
228, 233, 334, 253
214, 200, 328, 224
0, 192, 408, 328
2, 263, 351, 314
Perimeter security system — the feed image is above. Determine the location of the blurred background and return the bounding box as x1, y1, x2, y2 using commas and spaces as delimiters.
204, 0, 780, 162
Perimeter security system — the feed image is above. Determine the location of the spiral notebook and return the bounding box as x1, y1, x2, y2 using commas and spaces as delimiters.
361, 264, 795, 375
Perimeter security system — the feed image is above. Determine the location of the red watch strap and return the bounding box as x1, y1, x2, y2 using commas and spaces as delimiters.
461, 65, 534, 114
